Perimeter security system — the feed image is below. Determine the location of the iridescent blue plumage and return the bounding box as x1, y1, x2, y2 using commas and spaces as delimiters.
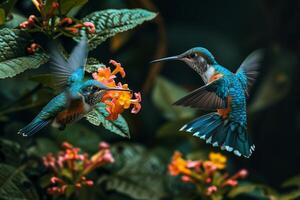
18, 38, 129, 137
152, 48, 263, 158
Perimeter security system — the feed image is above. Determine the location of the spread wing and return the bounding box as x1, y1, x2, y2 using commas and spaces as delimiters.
173, 79, 226, 110
236, 50, 264, 96
50, 37, 88, 88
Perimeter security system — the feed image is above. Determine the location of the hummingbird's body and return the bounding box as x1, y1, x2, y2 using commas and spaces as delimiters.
152, 47, 262, 158
18, 38, 128, 136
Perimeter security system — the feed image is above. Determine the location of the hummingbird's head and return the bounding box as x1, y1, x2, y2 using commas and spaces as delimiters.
81, 80, 131, 106
151, 47, 218, 83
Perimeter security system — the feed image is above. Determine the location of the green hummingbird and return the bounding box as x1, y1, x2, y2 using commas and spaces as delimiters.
152, 47, 263, 158
18, 38, 129, 137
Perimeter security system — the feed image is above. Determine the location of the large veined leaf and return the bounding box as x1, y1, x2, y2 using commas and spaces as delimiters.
99, 143, 166, 200
0, 28, 49, 79
85, 103, 130, 138
152, 76, 196, 120
82, 9, 157, 49
0, 164, 38, 200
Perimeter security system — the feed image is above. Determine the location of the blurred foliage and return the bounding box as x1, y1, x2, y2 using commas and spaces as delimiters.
0, 0, 299, 199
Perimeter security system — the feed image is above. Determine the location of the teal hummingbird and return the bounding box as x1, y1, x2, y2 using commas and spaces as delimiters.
152, 47, 263, 158
18, 38, 129, 137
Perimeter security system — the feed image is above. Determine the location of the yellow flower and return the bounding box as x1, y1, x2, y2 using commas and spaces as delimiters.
209, 152, 227, 169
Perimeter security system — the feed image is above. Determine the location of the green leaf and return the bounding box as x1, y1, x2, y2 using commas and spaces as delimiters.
152, 76, 196, 120
27, 138, 60, 157
51, 124, 101, 152
282, 175, 300, 188
0, 139, 24, 166
82, 9, 157, 49
280, 190, 300, 200
85, 103, 130, 138
43, 0, 87, 15
0, 8, 5, 25
85, 57, 105, 73
0, 28, 49, 79
0, 0, 17, 21
228, 183, 277, 199
100, 143, 166, 200
0, 164, 38, 200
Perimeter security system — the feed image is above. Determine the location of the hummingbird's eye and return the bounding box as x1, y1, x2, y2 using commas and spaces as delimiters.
189, 53, 198, 59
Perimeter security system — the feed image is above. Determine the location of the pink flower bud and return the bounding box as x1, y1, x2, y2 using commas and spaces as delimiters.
85, 180, 94, 186
52, 2, 59, 9
205, 177, 212, 183
181, 175, 192, 183
83, 22, 96, 33
103, 151, 115, 163
224, 179, 238, 187
99, 142, 110, 150
206, 185, 217, 196
237, 169, 248, 179
62, 142, 73, 149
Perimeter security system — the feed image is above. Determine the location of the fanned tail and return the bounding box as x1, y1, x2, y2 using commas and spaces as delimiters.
179, 112, 254, 158
18, 119, 50, 137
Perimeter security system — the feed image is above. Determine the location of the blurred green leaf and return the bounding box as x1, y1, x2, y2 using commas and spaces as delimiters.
282, 175, 300, 188
29, 74, 56, 88
280, 190, 300, 200
52, 124, 101, 152
0, 164, 38, 200
228, 183, 277, 199
0, 28, 49, 79
0, 139, 24, 166
152, 76, 196, 120
82, 9, 157, 50
27, 138, 59, 157
100, 143, 166, 200
43, 0, 87, 15
86, 103, 130, 138
0, 8, 5, 25
0, 0, 17, 22
2, 12, 26, 29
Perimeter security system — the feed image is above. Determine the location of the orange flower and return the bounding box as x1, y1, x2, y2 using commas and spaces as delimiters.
92, 60, 141, 120
168, 151, 192, 176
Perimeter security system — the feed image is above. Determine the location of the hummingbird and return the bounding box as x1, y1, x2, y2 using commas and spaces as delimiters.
18, 38, 129, 137
152, 47, 263, 158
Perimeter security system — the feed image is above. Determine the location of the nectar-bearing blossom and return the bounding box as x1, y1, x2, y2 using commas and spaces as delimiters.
92, 60, 142, 120
43, 142, 114, 196
20, 0, 96, 38
168, 151, 248, 199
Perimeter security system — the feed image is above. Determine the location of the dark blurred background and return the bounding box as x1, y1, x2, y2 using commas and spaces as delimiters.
2, 0, 300, 193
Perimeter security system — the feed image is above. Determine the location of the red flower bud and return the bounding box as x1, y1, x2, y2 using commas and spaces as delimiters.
52, 2, 59, 9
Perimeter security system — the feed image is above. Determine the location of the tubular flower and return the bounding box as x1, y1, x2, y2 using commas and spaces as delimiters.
92, 59, 142, 120
43, 141, 114, 196
168, 151, 248, 199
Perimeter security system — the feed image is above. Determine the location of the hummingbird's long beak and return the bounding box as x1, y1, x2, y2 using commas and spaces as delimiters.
150, 56, 180, 63
105, 87, 132, 93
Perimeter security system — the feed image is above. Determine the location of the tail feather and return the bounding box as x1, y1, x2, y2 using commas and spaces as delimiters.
18, 119, 50, 137
179, 113, 254, 158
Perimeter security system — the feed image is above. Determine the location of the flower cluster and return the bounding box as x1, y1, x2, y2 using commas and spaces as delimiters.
92, 60, 142, 120
19, 0, 95, 37
168, 151, 248, 198
43, 142, 114, 196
